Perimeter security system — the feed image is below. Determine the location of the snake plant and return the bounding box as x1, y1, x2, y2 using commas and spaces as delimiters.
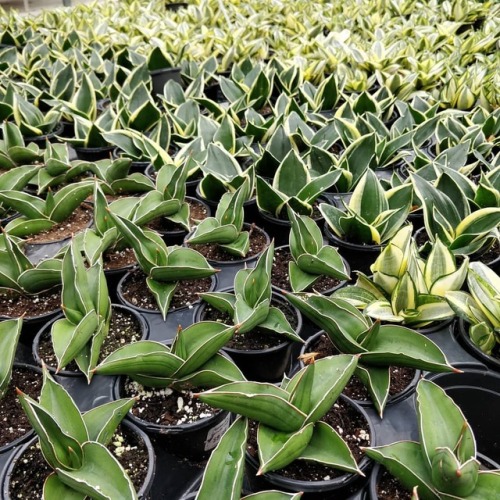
200, 242, 302, 342
0, 122, 44, 169
334, 226, 468, 327
0, 318, 23, 400
446, 261, 500, 356
197, 354, 362, 475
17, 367, 138, 499
364, 379, 500, 499
285, 292, 456, 416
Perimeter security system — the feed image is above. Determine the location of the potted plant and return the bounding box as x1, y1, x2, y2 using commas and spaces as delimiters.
321, 169, 412, 273
196, 242, 303, 381
285, 292, 456, 416
364, 379, 500, 499
196, 354, 372, 497
94, 320, 245, 459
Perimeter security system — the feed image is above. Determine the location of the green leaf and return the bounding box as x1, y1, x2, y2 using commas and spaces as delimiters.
0, 318, 23, 398
199, 292, 237, 316
257, 306, 302, 343
146, 278, 177, 320
43, 474, 86, 500
150, 247, 217, 281
56, 441, 137, 500
50, 182, 94, 223
274, 150, 309, 198
355, 365, 390, 417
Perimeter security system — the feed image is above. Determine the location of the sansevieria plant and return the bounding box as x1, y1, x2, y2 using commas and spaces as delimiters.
0, 317, 23, 400
285, 292, 456, 416
17, 367, 139, 499
196, 355, 363, 475
364, 379, 500, 499
446, 262, 500, 356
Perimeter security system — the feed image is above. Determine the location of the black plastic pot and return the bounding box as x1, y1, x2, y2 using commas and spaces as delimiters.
165, 2, 189, 10
271, 244, 350, 296
299, 332, 421, 409
23, 122, 64, 148
32, 304, 150, 377
427, 367, 500, 463
150, 67, 182, 98
366, 452, 500, 500
73, 144, 114, 161
245, 396, 374, 499
194, 290, 302, 382
454, 318, 500, 372
323, 224, 384, 275
0, 419, 156, 500
113, 377, 231, 460
184, 224, 270, 289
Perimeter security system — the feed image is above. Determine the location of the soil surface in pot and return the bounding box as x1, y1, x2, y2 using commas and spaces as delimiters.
476, 239, 500, 266
103, 246, 137, 271
121, 270, 213, 311
146, 198, 208, 232
0, 367, 43, 447
37, 306, 144, 372
187, 224, 267, 262
123, 379, 220, 426
201, 298, 298, 350
247, 397, 370, 481
8, 423, 149, 499
24, 204, 92, 244
0, 287, 60, 318
271, 247, 342, 293
305, 334, 416, 400
377, 469, 411, 500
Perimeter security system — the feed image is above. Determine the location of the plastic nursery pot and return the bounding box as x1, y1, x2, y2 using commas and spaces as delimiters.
73, 144, 114, 161
150, 67, 182, 98
365, 453, 500, 500
323, 223, 384, 275
271, 244, 350, 296
165, 1, 189, 10
245, 396, 374, 499
194, 183, 260, 224
113, 147, 152, 174
427, 367, 500, 463
113, 377, 231, 461
194, 290, 302, 383
454, 318, 500, 372
300, 332, 422, 409
148, 196, 211, 247
0, 420, 156, 500
0, 363, 43, 455
32, 303, 150, 377
23, 122, 64, 148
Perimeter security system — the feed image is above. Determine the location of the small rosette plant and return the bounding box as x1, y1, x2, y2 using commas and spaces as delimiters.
196, 354, 363, 476
287, 209, 350, 292
364, 379, 500, 499
0, 122, 44, 169
0, 179, 93, 237
335, 226, 468, 327
17, 367, 139, 499
200, 242, 302, 342
285, 292, 456, 416
93, 321, 245, 389
446, 261, 500, 356
320, 169, 412, 245
110, 213, 218, 319
187, 180, 252, 257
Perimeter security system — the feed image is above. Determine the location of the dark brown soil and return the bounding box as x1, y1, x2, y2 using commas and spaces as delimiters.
201, 298, 298, 350
271, 246, 342, 292
0, 367, 43, 447
103, 247, 137, 271
120, 269, 213, 311
187, 224, 268, 262
0, 288, 61, 319
247, 398, 370, 481
377, 469, 412, 500
476, 239, 500, 266
305, 334, 417, 400
146, 198, 209, 233
7, 424, 149, 499
25, 204, 92, 243
36, 306, 145, 373
123, 380, 220, 426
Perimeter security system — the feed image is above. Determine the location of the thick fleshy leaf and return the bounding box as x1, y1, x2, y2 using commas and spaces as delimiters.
43, 473, 86, 500
0, 317, 23, 398
257, 423, 314, 474
242, 492, 302, 500
199, 292, 237, 316
258, 305, 302, 342
150, 247, 217, 281
196, 382, 306, 432
296, 246, 349, 280
355, 365, 391, 417
56, 441, 137, 500
3, 217, 54, 237
364, 441, 439, 500
146, 278, 176, 319
289, 262, 318, 292
196, 417, 248, 500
